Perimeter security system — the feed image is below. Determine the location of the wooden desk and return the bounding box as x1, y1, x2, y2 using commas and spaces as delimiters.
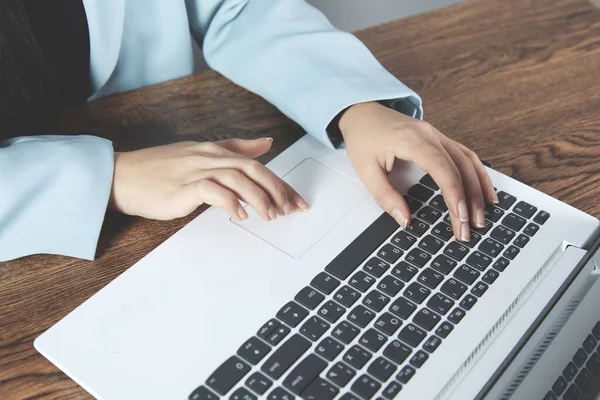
1, 0, 599, 398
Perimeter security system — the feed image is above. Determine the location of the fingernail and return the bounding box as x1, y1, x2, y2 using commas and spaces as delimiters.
475, 208, 486, 228
283, 203, 292, 215
268, 207, 278, 220
238, 206, 248, 221
457, 200, 469, 222
392, 209, 409, 228
490, 188, 499, 204
294, 194, 309, 211
263, 137, 273, 142
461, 222, 471, 242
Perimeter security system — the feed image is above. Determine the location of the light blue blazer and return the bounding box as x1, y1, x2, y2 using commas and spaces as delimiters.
0, 0, 422, 261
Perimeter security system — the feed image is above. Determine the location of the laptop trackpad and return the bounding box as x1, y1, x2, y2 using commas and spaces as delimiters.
232, 158, 369, 259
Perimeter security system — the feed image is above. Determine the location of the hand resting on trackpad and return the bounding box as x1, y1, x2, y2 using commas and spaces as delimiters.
231, 158, 369, 258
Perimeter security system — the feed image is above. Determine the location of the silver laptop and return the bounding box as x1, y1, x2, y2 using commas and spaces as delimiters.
34, 134, 600, 400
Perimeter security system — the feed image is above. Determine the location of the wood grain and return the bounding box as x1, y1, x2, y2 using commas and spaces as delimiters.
1, 0, 599, 398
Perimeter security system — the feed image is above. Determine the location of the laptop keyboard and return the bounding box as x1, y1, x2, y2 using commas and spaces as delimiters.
190, 175, 551, 400
543, 321, 600, 400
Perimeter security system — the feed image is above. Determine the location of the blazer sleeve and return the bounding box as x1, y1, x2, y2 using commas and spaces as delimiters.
187, 0, 423, 149
0, 135, 114, 261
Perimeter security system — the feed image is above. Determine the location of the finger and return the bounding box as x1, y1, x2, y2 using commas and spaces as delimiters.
209, 169, 276, 221
443, 139, 486, 230
214, 138, 273, 159
359, 162, 411, 228
455, 142, 499, 205
190, 179, 246, 221
403, 143, 470, 241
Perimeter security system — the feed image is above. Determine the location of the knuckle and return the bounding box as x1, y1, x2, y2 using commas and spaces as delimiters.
245, 159, 264, 174
273, 183, 288, 201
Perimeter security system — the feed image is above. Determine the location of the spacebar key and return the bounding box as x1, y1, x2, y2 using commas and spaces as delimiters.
261, 334, 311, 379
283, 354, 327, 395
326, 212, 399, 280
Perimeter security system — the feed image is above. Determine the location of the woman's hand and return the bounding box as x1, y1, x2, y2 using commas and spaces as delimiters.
339, 101, 498, 242
109, 138, 308, 221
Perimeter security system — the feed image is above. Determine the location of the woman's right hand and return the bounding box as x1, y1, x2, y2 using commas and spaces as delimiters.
109, 138, 308, 221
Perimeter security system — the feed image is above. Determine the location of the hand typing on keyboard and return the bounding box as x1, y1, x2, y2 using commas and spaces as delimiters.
338, 102, 499, 242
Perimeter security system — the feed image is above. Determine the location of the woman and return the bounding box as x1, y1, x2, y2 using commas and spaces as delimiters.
0, 0, 498, 261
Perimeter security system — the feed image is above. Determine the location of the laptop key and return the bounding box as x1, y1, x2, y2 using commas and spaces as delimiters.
503, 245, 520, 260
471, 281, 489, 297
592, 321, 600, 340
237, 337, 271, 365
383, 340, 412, 364
523, 222, 539, 237
326, 212, 399, 280
496, 191, 516, 210
300, 316, 330, 341
363, 290, 390, 312
417, 206, 443, 224
310, 272, 340, 295
513, 234, 530, 248
484, 205, 504, 222
295, 287, 325, 310
420, 174, 439, 190
230, 387, 256, 400
368, 357, 397, 382
277, 302, 309, 328
363, 257, 390, 278
245, 372, 273, 395
408, 184, 434, 202
344, 345, 372, 369
490, 225, 515, 245
492, 258, 510, 272
454, 265, 480, 285
409, 350, 429, 368
513, 201, 537, 219
377, 244, 403, 264
389, 297, 417, 319
377, 275, 404, 297
552, 376, 568, 396
466, 251, 492, 271
431, 254, 458, 274
396, 365, 416, 384
315, 337, 344, 361
440, 278, 468, 300
374, 312, 403, 335
391, 231, 418, 250
261, 334, 311, 379
352, 374, 381, 400
502, 213, 527, 231
472, 220, 493, 235
583, 335, 597, 354
429, 194, 448, 212
348, 305, 376, 328
533, 210, 550, 225
405, 248, 432, 268
543, 391, 558, 400
406, 218, 429, 237
432, 222, 454, 242
419, 235, 444, 254
360, 328, 388, 352
318, 300, 345, 323
334, 286, 361, 308
266, 325, 290, 346
563, 362, 578, 381
462, 231, 482, 248
448, 308, 466, 324
392, 261, 419, 282
404, 282, 431, 304
479, 238, 504, 258
413, 308, 441, 331
189, 386, 218, 400
563, 385, 582, 400
327, 362, 356, 387
417, 268, 445, 289
406, 196, 423, 214
382, 381, 403, 399
423, 335, 442, 353
398, 323, 427, 347
333, 321, 361, 344
427, 293, 454, 315
283, 354, 327, 395
459, 294, 477, 310
573, 348, 587, 367
258, 319, 281, 340
444, 242, 469, 261
340, 394, 360, 400
206, 356, 251, 395
435, 321, 454, 338
267, 387, 295, 400
586, 352, 600, 376
574, 368, 594, 395
301, 377, 339, 400
349, 271, 376, 293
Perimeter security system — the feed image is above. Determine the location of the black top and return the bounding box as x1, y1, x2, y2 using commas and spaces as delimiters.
25, 0, 91, 108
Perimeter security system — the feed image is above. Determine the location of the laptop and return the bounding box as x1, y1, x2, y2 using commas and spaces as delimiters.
34, 134, 600, 400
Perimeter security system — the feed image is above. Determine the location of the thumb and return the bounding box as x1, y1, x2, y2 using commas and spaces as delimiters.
361, 163, 412, 228
215, 137, 273, 158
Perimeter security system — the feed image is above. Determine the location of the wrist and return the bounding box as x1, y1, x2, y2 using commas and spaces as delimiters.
338, 101, 383, 140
